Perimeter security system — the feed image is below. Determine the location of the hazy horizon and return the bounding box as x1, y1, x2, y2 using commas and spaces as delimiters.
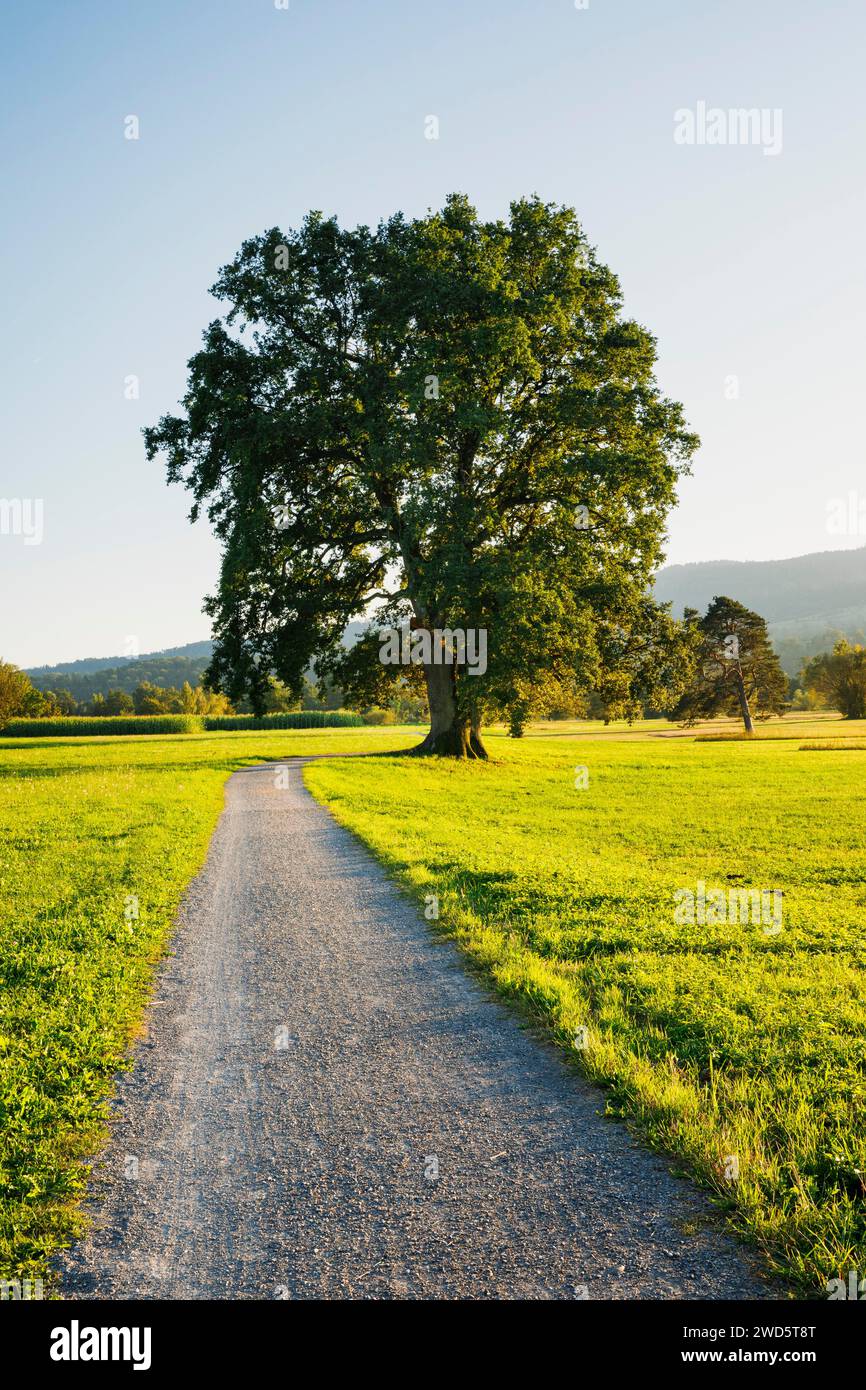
20, 543, 866, 671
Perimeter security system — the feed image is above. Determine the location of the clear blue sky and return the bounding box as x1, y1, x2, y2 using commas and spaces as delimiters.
2, 0, 864, 667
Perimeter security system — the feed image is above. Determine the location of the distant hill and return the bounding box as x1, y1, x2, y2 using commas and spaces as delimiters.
24, 628, 368, 702
655, 547, 866, 676
26, 642, 215, 701
26, 640, 214, 679
654, 547, 866, 624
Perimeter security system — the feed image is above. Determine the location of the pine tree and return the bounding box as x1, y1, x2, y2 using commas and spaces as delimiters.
676, 597, 787, 734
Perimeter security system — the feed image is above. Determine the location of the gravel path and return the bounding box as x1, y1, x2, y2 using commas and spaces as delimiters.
60, 759, 771, 1301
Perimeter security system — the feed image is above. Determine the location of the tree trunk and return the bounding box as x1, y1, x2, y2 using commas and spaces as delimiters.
469, 716, 487, 759
734, 670, 754, 735
413, 661, 487, 758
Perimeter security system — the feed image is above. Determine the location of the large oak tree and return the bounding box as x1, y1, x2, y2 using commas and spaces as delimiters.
145, 195, 698, 755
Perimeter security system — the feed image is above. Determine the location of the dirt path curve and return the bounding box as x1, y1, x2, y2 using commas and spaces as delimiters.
60, 759, 771, 1301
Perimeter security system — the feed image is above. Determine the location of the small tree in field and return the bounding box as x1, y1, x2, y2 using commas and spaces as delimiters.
802, 641, 866, 719
675, 596, 787, 734
145, 195, 698, 756
0, 660, 36, 724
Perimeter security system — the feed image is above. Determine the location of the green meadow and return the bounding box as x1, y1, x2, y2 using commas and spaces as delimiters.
1, 718, 864, 1293
305, 725, 866, 1293
0, 727, 416, 1285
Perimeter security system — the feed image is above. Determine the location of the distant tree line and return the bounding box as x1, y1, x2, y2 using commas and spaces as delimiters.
772, 627, 866, 682
0, 668, 234, 721
796, 641, 866, 720
4, 603, 864, 732
25, 653, 213, 704
0, 661, 384, 723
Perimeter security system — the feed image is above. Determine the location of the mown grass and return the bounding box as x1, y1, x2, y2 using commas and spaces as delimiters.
3, 717, 864, 1297
305, 732, 866, 1294
0, 726, 418, 1284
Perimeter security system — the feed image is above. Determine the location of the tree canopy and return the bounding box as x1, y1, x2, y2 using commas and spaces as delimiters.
145, 194, 699, 755
802, 640, 866, 719
0, 660, 37, 724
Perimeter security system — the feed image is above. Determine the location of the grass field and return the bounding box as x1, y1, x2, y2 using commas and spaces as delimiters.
1, 715, 864, 1295
305, 726, 866, 1294
0, 727, 417, 1284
